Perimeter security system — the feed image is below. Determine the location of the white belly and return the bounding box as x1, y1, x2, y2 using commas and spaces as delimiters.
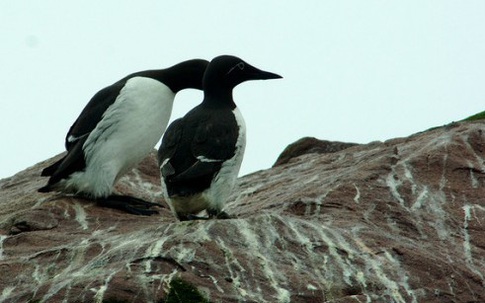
67, 77, 175, 197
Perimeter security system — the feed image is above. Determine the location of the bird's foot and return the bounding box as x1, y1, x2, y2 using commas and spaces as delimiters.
177, 214, 209, 221
208, 209, 232, 220
96, 195, 162, 216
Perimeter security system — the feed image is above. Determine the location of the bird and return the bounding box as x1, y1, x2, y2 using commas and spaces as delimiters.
38, 59, 209, 215
158, 55, 282, 221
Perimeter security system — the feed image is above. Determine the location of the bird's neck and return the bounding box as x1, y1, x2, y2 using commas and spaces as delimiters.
204, 88, 232, 99
203, 89, 236, 108
128, 69, 167, 85
132, 69, 191, 93
142, 70, 176, 92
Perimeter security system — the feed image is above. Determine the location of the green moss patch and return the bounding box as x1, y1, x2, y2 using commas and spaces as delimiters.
162, 278, 211, 303
462, 111, 485, 122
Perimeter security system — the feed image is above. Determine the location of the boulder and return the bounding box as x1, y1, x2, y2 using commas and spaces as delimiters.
0, 121, 484, 302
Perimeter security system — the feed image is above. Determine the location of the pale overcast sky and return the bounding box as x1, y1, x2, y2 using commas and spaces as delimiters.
1, 1, 484, 179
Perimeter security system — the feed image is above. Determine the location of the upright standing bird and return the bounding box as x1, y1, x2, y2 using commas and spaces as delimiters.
39, 59, 209, 215
158, 55, 282, 220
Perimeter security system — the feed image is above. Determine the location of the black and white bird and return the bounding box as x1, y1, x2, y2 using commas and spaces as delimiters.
39, 59, 209, 215
158, 55, 282, 220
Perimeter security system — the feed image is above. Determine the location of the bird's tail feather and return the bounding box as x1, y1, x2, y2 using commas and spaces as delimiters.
40, 156, 66, 176
37, 184, 52, 193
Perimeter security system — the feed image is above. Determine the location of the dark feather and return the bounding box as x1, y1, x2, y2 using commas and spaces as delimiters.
38, 136, 88, 192
41, 156, 65, 176
158, 118, 184, 177
65, 82, 125, 150
158, 103, 238, 197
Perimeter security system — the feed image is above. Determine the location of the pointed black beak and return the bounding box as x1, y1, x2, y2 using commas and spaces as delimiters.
246, 64, 283, 80
255, 70, 283, 80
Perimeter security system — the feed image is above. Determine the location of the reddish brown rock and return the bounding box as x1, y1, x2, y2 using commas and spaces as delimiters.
273, 136, 359, 166
0, 121, 484, 302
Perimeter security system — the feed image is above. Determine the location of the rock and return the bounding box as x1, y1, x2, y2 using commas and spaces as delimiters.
8, 208, 59, 234
273, 137, 359, 166
0, 121, 484, 303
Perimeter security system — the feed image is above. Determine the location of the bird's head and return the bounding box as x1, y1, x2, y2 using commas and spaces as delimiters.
203, 55, 282, 92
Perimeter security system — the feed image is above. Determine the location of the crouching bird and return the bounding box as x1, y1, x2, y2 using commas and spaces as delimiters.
158, 55, 282, 221
38, 59, 209, 215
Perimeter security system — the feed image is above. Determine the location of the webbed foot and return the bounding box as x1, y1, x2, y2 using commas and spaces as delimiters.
208, 209, 232, 220
97, 195, 162, 216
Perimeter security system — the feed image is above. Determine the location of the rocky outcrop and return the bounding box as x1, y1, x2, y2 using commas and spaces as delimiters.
0, 121, 484, 303
273, 137, 358, 166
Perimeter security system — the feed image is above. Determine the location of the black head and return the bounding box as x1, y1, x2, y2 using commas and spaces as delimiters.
160, 59, 209, 93
203, 55, 282, 94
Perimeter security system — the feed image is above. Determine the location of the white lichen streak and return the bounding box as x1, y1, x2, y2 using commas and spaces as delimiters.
237, 219, 291, 303
93, 271, 116, 303
142, 224, 173, 273
316, 224, 358, 286
162, 269, 180, 292
462, 132, 485, 172
439, 154, 448, 192
410, 186, 428, 211
33, 196, 49, 208
382, 251, 418, 302
285, 219, 327, 287
467, 160, 479, 189
428, 191, 450, 241
353, 238, 410, 303
118, 168, 163, 201
231, 182, 263, 206
386, 168, 406, 209
352, 294, 372, 303
462, 204, 485, 284
41, 238, 94, 301
216, 237, 248, 298
207, 275, 224, 293
0, 235, 7, 260
353, 184, 360, 204
0, 286, 15, 303
390, 153, 451, 241
402, 162, 417, 195
72, 201, 89, 230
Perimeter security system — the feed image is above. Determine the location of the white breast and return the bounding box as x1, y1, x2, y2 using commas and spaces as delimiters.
66, 77, 175, 197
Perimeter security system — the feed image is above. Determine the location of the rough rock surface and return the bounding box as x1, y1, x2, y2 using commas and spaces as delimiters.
273, 137, 358, 166
1, 121, 485, 303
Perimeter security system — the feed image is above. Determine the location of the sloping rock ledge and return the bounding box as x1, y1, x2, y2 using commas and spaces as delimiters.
0, 121, 484, 303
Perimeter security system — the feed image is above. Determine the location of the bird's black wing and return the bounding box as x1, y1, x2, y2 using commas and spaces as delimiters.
65, 81, 125, 150
38, 135, 88, 192
160, 110, 238, 197
158, 118, 184, 178
190, 111, 239, 165
42, 82, 123, 176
